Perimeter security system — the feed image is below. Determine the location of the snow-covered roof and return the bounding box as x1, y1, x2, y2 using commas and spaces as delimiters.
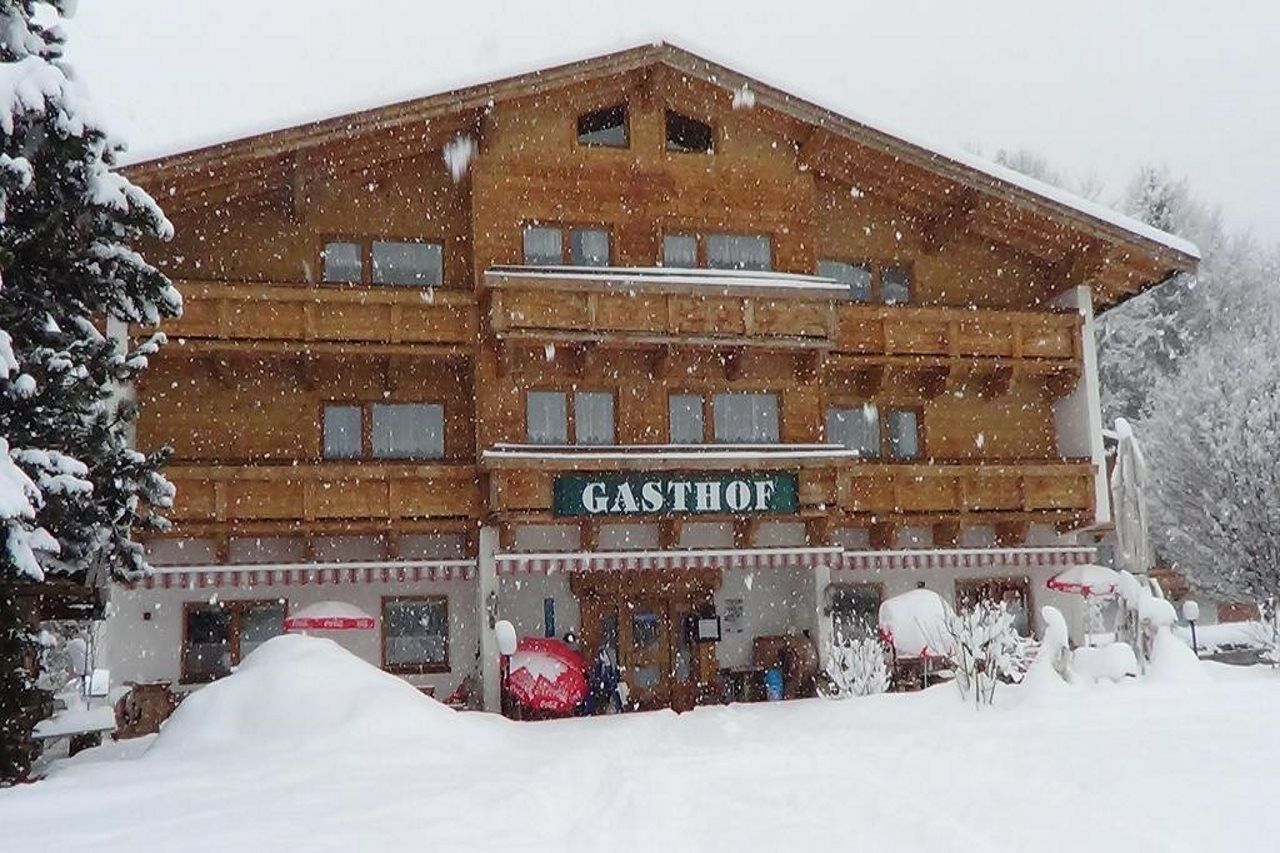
125, 41, 1199, 268
487, 265, 849, 297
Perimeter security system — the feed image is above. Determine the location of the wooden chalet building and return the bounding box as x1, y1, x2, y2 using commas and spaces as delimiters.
101, 43, 1198, 712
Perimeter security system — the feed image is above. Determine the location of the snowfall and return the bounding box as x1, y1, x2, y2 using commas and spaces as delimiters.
1, 634, 1276, 852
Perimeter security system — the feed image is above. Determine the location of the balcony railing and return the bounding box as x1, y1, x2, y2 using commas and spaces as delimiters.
154, 280, 477, 350
481, 444, 1094, 518
165, 462, 480, 523
485, 266, 1082, 369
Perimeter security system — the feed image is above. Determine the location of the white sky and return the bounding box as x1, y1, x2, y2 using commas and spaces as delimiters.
65, 0, 1280, 243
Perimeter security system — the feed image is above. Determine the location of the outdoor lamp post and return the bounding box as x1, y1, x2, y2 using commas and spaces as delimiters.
495, 619, 517, 716
1182, 600, 1200, 655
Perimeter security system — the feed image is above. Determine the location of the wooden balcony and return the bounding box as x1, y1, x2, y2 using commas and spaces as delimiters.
482, 445, 1094, 521
828, 460, 1095, 515
486, 266, 842, 349
154, 280, 477, 354
165, 463, 481, 523
485, 267, 1083, 389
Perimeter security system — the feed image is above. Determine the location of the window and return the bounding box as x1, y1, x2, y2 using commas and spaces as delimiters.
526, 391, 568, 445
712, 393, 779, 443
526, 390, 617, 444
371, 403, 444, 459
882, 265, 912, 304
666, 110, 714, 153
886, 409, 921, 459
818, 260, 873, 302
323, 404, 362, 459
956, 577, 1032, 636
523, 225, 610, 266
827, 584, 882, 642
182, 600, 285, 683
322, 239, 443, 286
371, 241, 442, 286
382, 596, 449, 673
668, 393, 704, 443
323, 402, 445, 459
574, 391, 615, 445
706, 234, 772, 271
522, 226, 563, 266
826, 405, 880, 457
662, 234, 698, 268
569, 228, 610, 266
322, 241, 363, 283
577, 104, 627, 147
663, 233, 772, 271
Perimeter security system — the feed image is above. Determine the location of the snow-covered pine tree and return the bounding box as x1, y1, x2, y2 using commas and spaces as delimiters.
0, 0, 180, 783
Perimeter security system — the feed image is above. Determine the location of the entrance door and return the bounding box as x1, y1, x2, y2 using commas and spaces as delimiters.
572, 569, 720, 713
621, 597, 673, 710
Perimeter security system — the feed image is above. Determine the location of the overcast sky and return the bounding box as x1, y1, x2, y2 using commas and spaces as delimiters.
65, 0, 1280, 243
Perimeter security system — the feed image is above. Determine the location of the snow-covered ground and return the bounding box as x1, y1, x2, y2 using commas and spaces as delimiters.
2, 635, 1276, 852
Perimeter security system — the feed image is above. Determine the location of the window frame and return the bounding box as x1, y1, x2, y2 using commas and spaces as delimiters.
815, 258, 915, 304
954, 576, 1034, 636
380, 594, 450, 675
667, 392, 708, 444
319, 235, 446, 288
575, 103, 630, 148
180, 598, 287, 685
320, 400, 447, 461
524, 387, 618, 445
824, 582, 884, 642
710, 391, 781, 444
664, 109, 716, 154
520, 222, 615, 267
883, 406, 924, 460
660, 230, 775, 271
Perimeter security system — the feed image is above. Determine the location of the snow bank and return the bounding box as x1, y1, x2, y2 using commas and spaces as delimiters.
1147, 628, 1208, 684
1072, 643, 1138, 683
147, 635, 463, 759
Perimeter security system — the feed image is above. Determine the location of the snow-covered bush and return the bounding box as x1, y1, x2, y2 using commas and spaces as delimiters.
938, 600, 1030, 706
824, 634, 889, 699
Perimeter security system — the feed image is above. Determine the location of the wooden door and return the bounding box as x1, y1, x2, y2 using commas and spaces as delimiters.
620, 596, 673, 710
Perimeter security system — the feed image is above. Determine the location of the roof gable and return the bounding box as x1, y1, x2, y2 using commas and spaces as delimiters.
124, 42, 1197, 307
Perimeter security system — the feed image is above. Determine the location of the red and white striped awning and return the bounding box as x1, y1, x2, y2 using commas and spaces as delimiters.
836, 547, 1094, 572
495, 547, 843, 575
135, 560, 476, 590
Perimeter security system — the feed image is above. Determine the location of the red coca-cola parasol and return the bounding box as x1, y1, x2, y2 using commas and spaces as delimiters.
1046, 564, 1121, 597
505, 636, 587, 714
284, 601, 376, 631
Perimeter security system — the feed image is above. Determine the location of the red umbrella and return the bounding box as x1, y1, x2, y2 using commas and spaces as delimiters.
284, 601, 376, 631
506, 637, 587, 714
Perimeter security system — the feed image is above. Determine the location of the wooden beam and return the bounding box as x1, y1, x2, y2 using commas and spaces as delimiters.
921, 189, 981, 254
1048, 244, 1110, 291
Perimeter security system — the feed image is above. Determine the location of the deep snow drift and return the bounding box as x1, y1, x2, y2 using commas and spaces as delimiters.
2, 635, 1276, 852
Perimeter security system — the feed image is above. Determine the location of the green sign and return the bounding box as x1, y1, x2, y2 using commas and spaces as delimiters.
552, 471, 799, 517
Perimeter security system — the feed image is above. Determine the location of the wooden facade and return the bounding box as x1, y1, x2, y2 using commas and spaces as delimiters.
117, 44, 1196, 710
125, 44, 1195, 554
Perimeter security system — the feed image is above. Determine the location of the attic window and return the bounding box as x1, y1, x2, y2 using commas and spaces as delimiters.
665, 110, 714, 153
577, 104, 628, 147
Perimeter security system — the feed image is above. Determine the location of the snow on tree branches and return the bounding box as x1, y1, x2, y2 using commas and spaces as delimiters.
0, 0, 179, 784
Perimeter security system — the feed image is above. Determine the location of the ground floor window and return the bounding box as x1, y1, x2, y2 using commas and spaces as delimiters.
826, 583, 883, 642
182, 599, 286, 683
382, 596, 449, 674
955, 576, 1032, 635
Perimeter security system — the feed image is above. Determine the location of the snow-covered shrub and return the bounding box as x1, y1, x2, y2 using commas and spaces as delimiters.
824, 634, 889, 698
939, 600, 1031, 706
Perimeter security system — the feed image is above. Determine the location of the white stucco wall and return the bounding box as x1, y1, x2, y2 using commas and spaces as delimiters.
1052, 284, 1111, 525
101, 574, 481, 698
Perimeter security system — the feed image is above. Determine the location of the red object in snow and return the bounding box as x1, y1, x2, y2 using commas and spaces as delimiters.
1046, 564, 1121, 598
283, 601, 377, 631
505, 637, 587, 714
